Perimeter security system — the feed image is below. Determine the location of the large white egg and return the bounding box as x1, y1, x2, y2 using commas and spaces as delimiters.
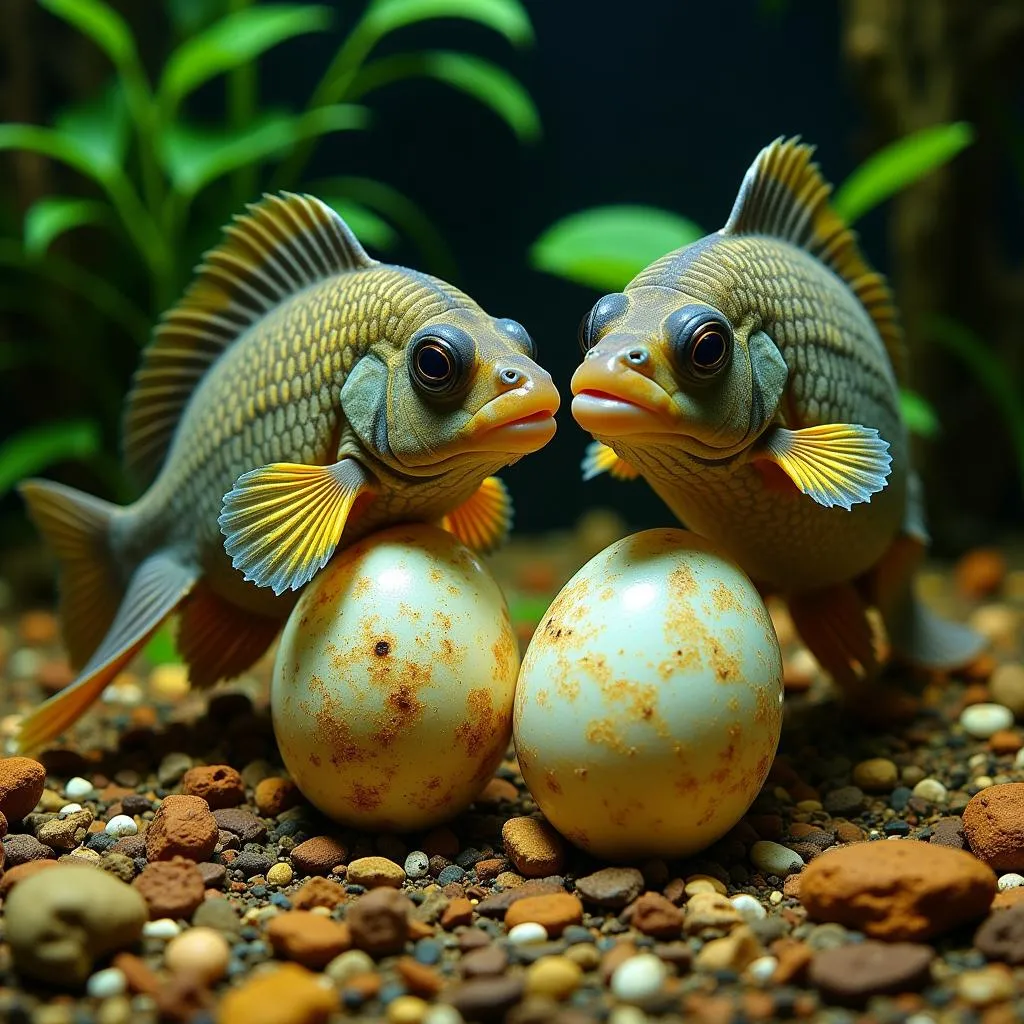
514, 528, 783, 860
271, 523, 519, 830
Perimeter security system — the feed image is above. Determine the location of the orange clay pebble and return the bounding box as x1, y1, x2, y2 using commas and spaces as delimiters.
164, 927, 231, 983
989, 730, 1023, 755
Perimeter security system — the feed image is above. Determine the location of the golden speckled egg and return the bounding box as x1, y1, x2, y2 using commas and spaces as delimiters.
271, 523, 519, 830
514, 528, 783, 860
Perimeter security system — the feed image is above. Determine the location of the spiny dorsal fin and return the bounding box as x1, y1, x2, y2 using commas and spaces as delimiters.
123, 192, 376, 485
721, 137, 907, 382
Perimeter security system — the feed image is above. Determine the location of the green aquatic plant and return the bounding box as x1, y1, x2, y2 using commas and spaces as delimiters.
531, 123, 975, 438
0, 0, 539, 497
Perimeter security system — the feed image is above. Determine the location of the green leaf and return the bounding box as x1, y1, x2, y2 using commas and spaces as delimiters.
54, 81, 129, 175
160, 5, 333, 111
23, 197, 110, 258
0, 123, 113, 188
531, 205, 705, 291
160, 105, 369, 195
899, 388, 940, 439
321, 197, 398, 252
39, 0, 138, 69
352, 51, 540, 142
142, 623, 183, 665
359, 0, 534, 49
833, 122, 974, 224
167, 0, 228, 35
0, 420, 101, 497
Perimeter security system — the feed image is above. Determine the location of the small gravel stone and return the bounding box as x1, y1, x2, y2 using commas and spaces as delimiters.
911, 778, 948, 805
181, 764, 245, 809
610, 953, 667, 1004
851, 758, 898, 792
630, 891, 683, 938
990, 664, 1024, 717
507, 922, 548, 945
684, 891, 743, 934
750, 840, 803, 876
142, 918, 181, 939
502, 817, 565, 877
133, 857, 206, 919
405, 851, 430, 879
956, 964, 1015, 1006
823, 786, 865, 816
192, 899, 241, 934
38, 808, 93, 850
64, 776, 94, 800
291, 835, 347, 876
731, 893, 768, 923
2, 833, 53, 866
325, 948, 376, 985
217, 962, 339, 1024
348, 887, 413, 956
146, 795, 217, 862
164, 926, 231, 983
105, 815, 138, 838
575, 867, 644, 909
267, 862, 294, 886
998, 872, 1024, 890
442, 976, 524, 1021
746, 954, 778, 984
504, 893, 582, 937
86, 967, 127, 998
347, 855, 406, 888
213, 808, 267, 844
525, 955, 582, 999
254, 777, 301, 817
197, 861, 227, 889
809, 940, 934, 1005
267, 911, 353, 968
974, 904, 1024, 963
961, 703, 1015, 739
963, 783, 1024, 870
0, 757, 46, 821
292, 876, 346, 910
58, 802, 82, 816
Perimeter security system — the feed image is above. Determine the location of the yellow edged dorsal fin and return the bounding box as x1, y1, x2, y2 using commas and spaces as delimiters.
441, 476, 512, 554
756, 423, 892, 510
218, 459, 374, 596
721, 137, 907, 382
123, 193, 377, 485
581, 441, 641, 482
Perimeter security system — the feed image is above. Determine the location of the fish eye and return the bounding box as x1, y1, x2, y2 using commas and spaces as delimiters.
495, 318, 536, 359
665, 305, 733, 379
579, 292, 629, 353
408, 324, 472, 398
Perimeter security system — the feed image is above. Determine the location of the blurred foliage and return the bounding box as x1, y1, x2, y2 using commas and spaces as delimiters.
0, 0, 538, 500
531, 125, 976, 442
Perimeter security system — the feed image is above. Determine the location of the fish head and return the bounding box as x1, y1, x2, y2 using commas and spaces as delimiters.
341, 305, 560, 474
571, 283, 786, 462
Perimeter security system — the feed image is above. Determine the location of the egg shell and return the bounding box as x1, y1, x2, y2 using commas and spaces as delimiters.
514, 528, 783, 860
271, 523, 519, 830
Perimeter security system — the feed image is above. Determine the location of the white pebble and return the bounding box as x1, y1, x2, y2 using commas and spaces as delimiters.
911, 778, 948, 805
750, 840, 803, 877
1015, 748, 1024, 769
404, 850, 430, 880
142, 918, 181, 939
769, 891, 783, 905
746, 955, 778, 985
86, 967, 127, 998
960, 703, 1014, 739
8, 648, 41, 680
610, 953, 667, 1004
608, 1008, 650, 1024
325, 949, 376, 985
105, 814, 138, 838
730, 893, 767, 923
998, 873, 1024, 891
423, 1006, 465, 1024
507, 921, 548, 945
64, 776, 94, 799
58, 803, 83, 817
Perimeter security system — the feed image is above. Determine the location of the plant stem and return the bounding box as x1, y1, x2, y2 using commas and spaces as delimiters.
228, 0, 257, 205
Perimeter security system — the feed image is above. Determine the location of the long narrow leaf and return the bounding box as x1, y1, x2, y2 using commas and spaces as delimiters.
167, 0, 230, 35
0, 420, 102, 497
358, 0, 534, 49
531, 205, 705, 291
160, 5, 333, 111
161, 105, 369, 195
0, 123, 114, 186
24, 198, 111, 258
899, 388, 940, 439
54, 80, 130, 174
321, 197, 398, 252
39, 0, 138, 69
351, 51, 540, 142
833, 122, 974, 224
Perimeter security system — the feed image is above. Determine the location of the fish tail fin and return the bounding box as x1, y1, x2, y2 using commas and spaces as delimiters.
17, 551, 198, 753
19, 478, 125, 669
886, 593, 986, 671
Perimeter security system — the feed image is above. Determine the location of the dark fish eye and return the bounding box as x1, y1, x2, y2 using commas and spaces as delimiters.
665, 305, 733, 380
408, 324, 473, 398
579, 292, 629, 353
495, 318, 536, 358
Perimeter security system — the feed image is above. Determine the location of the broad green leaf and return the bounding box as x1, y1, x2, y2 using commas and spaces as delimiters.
23, 198, 110, 258
160, 105, 369, 195
0, 420, 101, 497
321, 197, 398, 251
899, 388, 940, 439
39, 0, 138, 69
160, 5, 333, 111
352, 52, 540, 142
54, 81, 129, 174
833, 122, 974, 224
0, 124, 113, 187
167, 0, 229, 35
359, 0, 533, 49
531, 205, 705, 291
142, 622, 183, 665
509, 595, 552, 625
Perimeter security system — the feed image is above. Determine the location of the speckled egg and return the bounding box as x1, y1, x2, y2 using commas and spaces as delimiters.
514, 528, 783, 860
271, 523, 519, 830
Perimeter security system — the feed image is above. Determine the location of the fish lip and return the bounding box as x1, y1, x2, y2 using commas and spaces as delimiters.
571, 390, 675, 437
463, 385, 560, 454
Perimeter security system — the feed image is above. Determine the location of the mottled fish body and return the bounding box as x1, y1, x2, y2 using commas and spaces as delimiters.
20, 194, 559, 749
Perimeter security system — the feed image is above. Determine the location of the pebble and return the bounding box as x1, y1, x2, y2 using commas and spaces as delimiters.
961, 703, 1015, 739
5, 865, 147, 985
347, 886, 413, 956
809, 940, 934, 1005
998, 872, 1024, 890
268, 862, 294, 886
217, 962, 339, 1024
975, 904, 1024, 963
851, 758, 898, 792
630, 891, 683, 938
525, 955, 582, 999
347, 855, 406, 888
694, 923, 765, 972
750, 840, 803, 877
58, 802, 83, 816
501, 816, 565, 877
683, 891, 743, 934
181, 764, 245, 809
443, 977, 524, 1021
290, 835, 347, 876
574, 866, 644, 909
610, 953, 667, 1004
142, 918, 181, 939
404, 851, 430, 879
214, 808, 267, 844
192, 899, 241, 934
911, 778, 948, 805
990, 663, 1024, 717
38, 808, 93, 850
164, 926, 231, 981
388, 995, 429, 1024
957, 964, 1015, 1006
0, 756, 46, 821
254, 777, 301, 817
422, 1007, 463, 1024
133, 857, 206, 919
731, 893, 768, 923
145, 795, 218, 862
64, 776, 94, 800
292, 877, 346, 910
799, 839, 996, 939
325, 949, 376, 985
963, 783, 1024, 870
507, 922, 548, 945
105, 815, 138, 838
267, 911, 353, 968
746, 954, 778, 984
85, 967, 127, 999
505, 893, 583, 937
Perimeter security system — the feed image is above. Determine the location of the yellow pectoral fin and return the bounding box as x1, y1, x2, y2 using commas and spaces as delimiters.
756, 423, 892, 510
581, 441, 641, 482
441, 476, 512, 553
218, 459, 372, 595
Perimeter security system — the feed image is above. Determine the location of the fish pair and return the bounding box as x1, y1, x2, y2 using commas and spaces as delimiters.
17, 137, 982, 752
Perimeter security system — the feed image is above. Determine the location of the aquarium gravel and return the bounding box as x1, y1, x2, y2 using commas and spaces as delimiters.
2, 539, 1024, 1023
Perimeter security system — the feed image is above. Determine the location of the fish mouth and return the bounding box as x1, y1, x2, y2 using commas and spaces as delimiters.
463, 382, 560, 454
570, 358, 676, 436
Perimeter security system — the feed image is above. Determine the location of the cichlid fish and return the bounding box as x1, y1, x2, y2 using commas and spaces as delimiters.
19, 193, 559, 750
571, 137, 982, 691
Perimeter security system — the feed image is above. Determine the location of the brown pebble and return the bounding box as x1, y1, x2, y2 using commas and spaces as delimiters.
181, 765, 245, 809
502, 816, 565, 877
0, 757, 45, 822
930, 817, 968, 850
113, 951, 162, 995
396, 956, 443, 996
833, 820, 866, 844
267, 911, 352, 968
575, 866, 644, 909
975, 903, 1024, 964
771, 938, 813, 984
964, 784, 1024, 871
475, 880, 565, 918
290, 835, 347, 876
474, 857, 505, 882
213, 808, 266, 844
348, 886, 413, 956
630, 891, 684, 938
809, 940, 934, 1006
461, 944, 509, 978
342, 972, 381, 1001
443, 976, 525, 1020
217, 962, 338, 1024
441, 897, 475, 929
800, 840, 995, 940
254, 777, 301, 817
133, 857, 206, 919
505, 893, 583, 937
477, 777, 519, 805
292, 876, 346, 911
993, 887, 1024, 911
146, 795, 218, 862
956, 548, 1006, 599
989, 730, 1023, 755
197, 861, 227, 889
